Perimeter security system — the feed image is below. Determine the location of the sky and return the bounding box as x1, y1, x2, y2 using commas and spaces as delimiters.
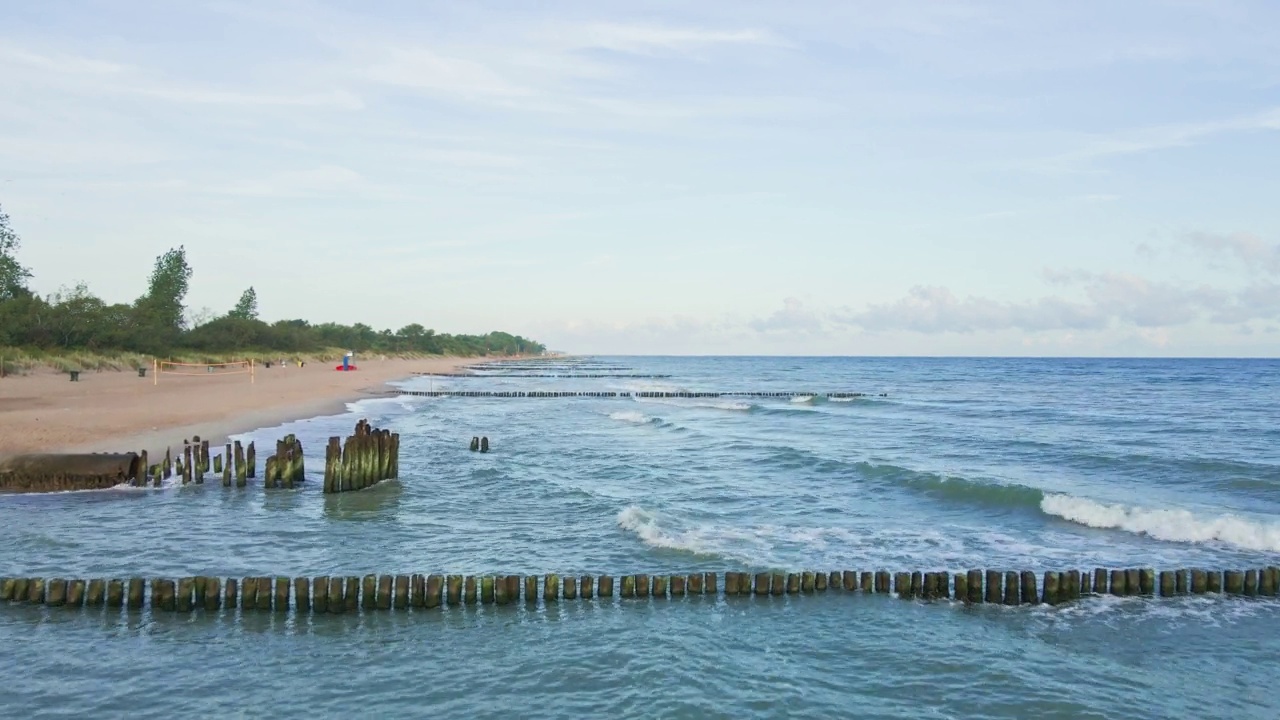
1, 0, 1278, 356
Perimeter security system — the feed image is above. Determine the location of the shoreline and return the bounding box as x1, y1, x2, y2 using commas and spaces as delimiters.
0, 355, 533, 460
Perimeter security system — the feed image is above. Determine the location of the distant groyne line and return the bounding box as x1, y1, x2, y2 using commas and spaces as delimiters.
413, 373, 675, 379
4, 567, 1276, 615
396, 391, 887, 399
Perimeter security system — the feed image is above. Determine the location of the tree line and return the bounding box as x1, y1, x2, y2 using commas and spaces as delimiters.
0, 203, 545, 358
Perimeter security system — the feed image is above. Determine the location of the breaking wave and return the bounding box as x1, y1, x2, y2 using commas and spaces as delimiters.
1040, 494, 1280, 553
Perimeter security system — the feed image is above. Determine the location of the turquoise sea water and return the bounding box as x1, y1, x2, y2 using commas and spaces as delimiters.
2, 356, 1279, 718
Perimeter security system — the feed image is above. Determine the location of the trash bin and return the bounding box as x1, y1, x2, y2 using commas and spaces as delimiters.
343, 352, 352, 371
69, 370, 80, 382
138, 367, 147, 378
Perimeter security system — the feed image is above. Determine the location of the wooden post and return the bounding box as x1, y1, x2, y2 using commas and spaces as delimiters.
345, 577, 360, 612
126, 578, 144, 610
66, 579, 85, 607
494, 576, 511, 605
463, 576, 477, 604
909, 572, 923, 599
1110, 569, 1125, 596
837, 570, 853, 592
163, 447, 172, 479
874, 571, 889, 594
1176, 569, 1189, 595
786, 573, 801, 594
1, 578, 16, 601
256, 577, 272, 610
563, 575, 578, 600
954, 572, 968, 603
1003, 571, 1019, 605
154, 579, 172, 611
598, 575, 614, 598
857, 571, 871, 592
1262, 567, 1280, 597
693, 572, 709, 595
222, 443, 232, 486
377, 575, 393, 609
104, 579, 123, 607
213, 454, 223, 475
295, 577, 310, 613
199, 440, 210, 483
1159, 571, 1175, 597
86, 579, 105, 606
1224, 570, 1245, 595
801, 572, 815, 593
394, 575, 409, 609
1138, 569, 1155, 596
224, 578, 238, 610
362, 575, 377, 610
481, 576, 496, 604
523, 576, 537, 604
816, 572, 828, 592
670, 575, 685, 597
1065, 570, 1080, 601
327, 577, 344, 613
446, 575, 462, 605
1204, 570, 1221, 593
704, 572, 717, 595
544, 574, 560, 602
205, 577, 221, 611
177, 577, 195, 612
1244, 570, 1258, 596
241, 577, 256, 611
578, 575, 592, 600
650, 575, 664, 598
1079, 570, 1091, 596
274, 577, 289, 611
425, 575, 443, 609
182, 443, 192, 484
985, 570, 1001, 604
966, 570, 982, 604
1124, 569, 1139, 596
247, 441, 256, 479
46, 578, 67, 607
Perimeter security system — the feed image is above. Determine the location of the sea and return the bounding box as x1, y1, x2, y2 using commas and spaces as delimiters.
1, 356, 1278, 719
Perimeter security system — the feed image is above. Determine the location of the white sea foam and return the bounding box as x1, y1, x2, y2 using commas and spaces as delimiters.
1041, 493, 1280, 552
828, 397, 856, 403
616, 506, 710, 554
790, 395, 815, 404
609, 411, 652, 425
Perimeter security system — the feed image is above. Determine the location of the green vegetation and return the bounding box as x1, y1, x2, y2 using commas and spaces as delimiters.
0, 203, 544, 370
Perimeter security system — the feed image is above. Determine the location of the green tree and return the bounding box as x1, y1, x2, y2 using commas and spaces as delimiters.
0, 202, 33, 301
228, 286, 259, 320
137, 246, 193, 331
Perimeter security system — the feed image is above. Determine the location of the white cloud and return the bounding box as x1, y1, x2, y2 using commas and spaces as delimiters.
748, 297, 822, 333
1183, 231, 1280, 275
569, 23, 783, 55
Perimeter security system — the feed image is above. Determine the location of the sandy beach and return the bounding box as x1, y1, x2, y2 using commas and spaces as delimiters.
0, 356, 487, 459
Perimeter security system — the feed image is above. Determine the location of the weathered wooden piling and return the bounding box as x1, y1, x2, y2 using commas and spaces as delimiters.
376, 575, 392, 609
544, 574, 560, 602
469, 437, 479, 452
874, 571, 889, 594
1262, 567, 1279, 597
752, 573, 769, 596
313, 577, 329, 613
426, 575, 443, 609
362, 575, 377, 609
194, 576, 206, 606
205, 577, 221, 611
966, 570, 983, 604
705, 572, 717, 594
463, 576, 477, 604
345, 577, 360, 611
213, 454, 222, 475
1110, 570, 1125, 596
954, 572, 968, 602
1043, 571, 1061, 605
480, 437, 489, 453
0, 578, 14, 601
1003, 571, 1019, 605
126, 578, 144, 609
563, 575, 578, 600
1018, 571, 1038, 604
246, 441, 256, 479
714, 572, 730, 595
1176, 569, 1188, 595
256, 577, 272, 610
1224, 570, 1244, 595
86, 578, 105, 606
860, 571, 873, 592
224, 578, 238, 609
67, 579, 85, 607
153, 578, 173, 611
1205, 570, 1221, 593
1243, 570, 1258, 596
104, 579, 124, 607
178, 577, 195, 612
46, 578, 67, 606
892, 572, 910, 598
985, 570, 1002, 604
222, 443, 232, 486
671, 575, 685, 597
446, 575, 462, 605
1159, 571, 1175, 597
327, 577, 344, 613
523, 576, 537, 604
578, 575, 592, 600
598, 575, 614, 597
1138, 569, 1155, 596
816, 572, 829, 591
273, 577, 289, 611
240, 577, 256, 611
393, 575, 409, 609
841, 570, 856, 592
787, 573, 801, 594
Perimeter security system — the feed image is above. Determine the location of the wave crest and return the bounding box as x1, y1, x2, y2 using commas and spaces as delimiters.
1040, 493, 1280, 552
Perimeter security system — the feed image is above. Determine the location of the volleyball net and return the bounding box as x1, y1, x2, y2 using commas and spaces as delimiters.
154, 359, 254, 384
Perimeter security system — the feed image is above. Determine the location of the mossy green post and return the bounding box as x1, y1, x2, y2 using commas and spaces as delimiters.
311, 577, 328, 613
126, 578, 143, 609
801, 572, 815, 593
954, 573, 968, 602
1262, 567, 1279, 597
579, 575, 593, 600
425, 575, 443, 609
274, 577, 289, 611
1109, 570, 1124, 596
841, 571, 856, 591
910, 572, 923, 599
1124, 569, 1139, 596
691, 572, 707, 594
1040, 572, 1058, 605
786, 573, 800, 594
246, 441, 256, 479
966, 570, 982, 604
1205, 570, 1222, 593
1224, 570, 1244, 595
240, 577, 256, 611
651, 575, 665, 598
750, 573, 767, 596
205, 577, 221, 611
67, 579, 85, 607
409, 575, 425, 608
345, 577, 360, 612
224, 578, 238, 610
46, 579, 66, 607
1243, 570, 1258, 596
634, 574, 650, 597
177, 577, 194, 612
874, 571, 889, 594
1017, 571, 1036, 604
670, 575, 685, 597
295, 577, 310, 613
463, 576, 477, 604
362, 575, 378, 609
152, 579, 170, 611
213, 454, 222, 475
522, 576, 537, 604
564, 575, 578, 600
193, 576, 206, 604
769, 573, 784, 596
494, 576, 510, 605
85, 578, 104, 606
1159, 571, 1175, 597
818, 572, 832, 591
858, 571, 871, 592
1175, 569, 1188, 595
0, 578, 14, 601
599, 575, 614, 598
393, 575, 409, 609
544, 574, 560, 602
327, 577, 344, 613
256, 577, 272, 610
481, 576, 496, 604
1079, 571, 1092, 596
621, 574, 635, 598
1138, 569, 1155, 596
376, 575, 392, 609
1003, 572, 1018, 605
704, 572, 717, 594
105, 579, 123, 608
984, 570, 1001, 604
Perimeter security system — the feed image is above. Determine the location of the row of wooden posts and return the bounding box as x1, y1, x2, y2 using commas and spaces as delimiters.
400, 391, 886, 399
323, 420, 399, 493
5, 567, 1279, 613
415, 373, 676, 379
128, 433, 306, 489
469, 436, 490, 453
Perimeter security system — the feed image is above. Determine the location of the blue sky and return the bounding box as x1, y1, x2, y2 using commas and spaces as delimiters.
2, 0, 1278, 355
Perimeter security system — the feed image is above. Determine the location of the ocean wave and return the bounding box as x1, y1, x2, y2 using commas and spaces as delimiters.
790, 395, 815, 404
855, 461, 1046, 510
609, 411, 653, 425
616, 506, 725, 557
1040, 494, 1280, 552
636, 398, 753, 412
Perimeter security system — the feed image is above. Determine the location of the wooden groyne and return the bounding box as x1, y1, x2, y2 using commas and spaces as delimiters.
323, 420, 399, 493
4, 567, 1276, 614
398, 391, 887, 399
414, 373, 674, 379
0, 453, 142, 493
